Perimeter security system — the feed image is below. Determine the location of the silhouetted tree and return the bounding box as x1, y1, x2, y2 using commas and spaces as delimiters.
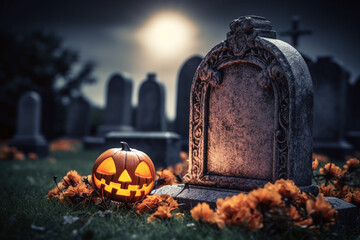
0, 30, 96, 139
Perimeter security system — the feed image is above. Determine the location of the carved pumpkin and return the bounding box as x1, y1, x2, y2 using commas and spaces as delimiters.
92, 142, 155, 202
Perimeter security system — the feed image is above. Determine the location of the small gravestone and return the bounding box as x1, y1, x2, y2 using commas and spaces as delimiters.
311, 57, 353, 159
105, 73, 181, 168
136, 73, 165, 131
347, 76, 360, 150
97, 73, 134, 136
153, 15, 357, 227
174, 56, 203, 150
65, 96, 90, 139
9, 91, 49, 157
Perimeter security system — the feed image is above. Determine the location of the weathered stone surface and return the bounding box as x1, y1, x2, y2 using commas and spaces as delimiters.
175, 56, 202, 150
311, 57, 353, 159
65, 96, 90, 139
184, 15, 314, 191
326, 197, 359, 228
136, 73, 165, 131
97, 73, 133, 136
347, 77, 360, 150
9, 91, 48, 157
105, 131, 181, 168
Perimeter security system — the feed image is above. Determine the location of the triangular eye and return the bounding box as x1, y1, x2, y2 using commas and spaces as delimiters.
135, 161, 152, 178
96, 157, 116, 175
118, 169, 132, 182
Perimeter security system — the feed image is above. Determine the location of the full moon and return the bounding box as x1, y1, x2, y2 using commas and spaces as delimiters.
136, 11, 197, 59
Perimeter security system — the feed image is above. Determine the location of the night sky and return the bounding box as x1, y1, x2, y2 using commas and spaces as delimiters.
1, 0, 359, 120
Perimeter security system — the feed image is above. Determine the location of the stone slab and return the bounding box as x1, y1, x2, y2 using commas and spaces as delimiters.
105, 131, 181, 168
313, 140, 353, 160
153, 184, 358, 227
83, 136, 105, 150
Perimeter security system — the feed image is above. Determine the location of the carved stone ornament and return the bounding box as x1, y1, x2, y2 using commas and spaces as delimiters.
184, 16, 313, 190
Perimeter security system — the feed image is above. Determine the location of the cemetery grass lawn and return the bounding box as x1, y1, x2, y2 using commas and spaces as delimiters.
0, 151, 359, 240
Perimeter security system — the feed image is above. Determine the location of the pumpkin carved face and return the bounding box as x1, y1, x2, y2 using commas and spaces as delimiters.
92, 142, 155, 202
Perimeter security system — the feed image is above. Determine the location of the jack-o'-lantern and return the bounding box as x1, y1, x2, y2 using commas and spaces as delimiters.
92, 142, 155, 202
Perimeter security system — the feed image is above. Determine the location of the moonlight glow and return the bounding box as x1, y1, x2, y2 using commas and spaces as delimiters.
137, 11, 196, 59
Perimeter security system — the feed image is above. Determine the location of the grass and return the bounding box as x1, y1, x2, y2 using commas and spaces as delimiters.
0, 149, 359, 240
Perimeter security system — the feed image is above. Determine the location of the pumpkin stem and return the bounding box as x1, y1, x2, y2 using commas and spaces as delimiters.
120, 141, 131, 151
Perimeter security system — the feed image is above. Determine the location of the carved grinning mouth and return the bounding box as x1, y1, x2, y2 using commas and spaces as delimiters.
93, 174, 154, 197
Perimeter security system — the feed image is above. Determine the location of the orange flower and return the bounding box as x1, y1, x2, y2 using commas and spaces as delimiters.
344, 190, 360, 207
136, 194, 178, 217
265, 179, 301, 200
215, 193, 263, 230
190, 202, 217, 223
64, 182, 93, 198
28, 152, 38, 160
14, 152, 25, 161
306, 194, 337, 228
156, 169, 179, 186
248, 188, 283, 209
288, 206, 312, 226
50, 139, 80, 152
319, 163, 341, 180
147, 205, 172, 222
319, 183, 336, 197
343, 158, 360, 172
312, 159, 319, 170
62, 170, 82, 187
312, 153, 329, 163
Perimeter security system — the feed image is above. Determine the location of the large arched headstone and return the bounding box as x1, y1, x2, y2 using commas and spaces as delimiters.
9, 91, 49, 157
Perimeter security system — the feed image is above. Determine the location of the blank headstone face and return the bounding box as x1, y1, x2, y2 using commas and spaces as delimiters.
185, 16, 313, 190
137, 73, 165, 131
207, 63, 274, 180
105, 74, 133, 126
17, 91, 42, 136
175, 56, 202, 140
65, 97, 90, 138
311, 57, 349, 142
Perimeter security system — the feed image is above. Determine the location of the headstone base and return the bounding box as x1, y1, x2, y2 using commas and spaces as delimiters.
314, 140, 353, 160
9, 135, 49, 158
83, 136, 105, 150
97, 125, 134, 137
347, 131, 360, 151
152, 184, 358, 228
105, 131, 181, 168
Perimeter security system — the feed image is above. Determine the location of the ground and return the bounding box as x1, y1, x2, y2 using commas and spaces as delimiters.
0, 149, 359, 240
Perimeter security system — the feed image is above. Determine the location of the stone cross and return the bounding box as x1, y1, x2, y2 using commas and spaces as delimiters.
280, 15, 312, 48
9, 91, 48, 157
174, 55, 203, 150
311, 57, 353, 158
136, 73, 165, 131
97, 73, 133, 136
65, 96, 91, 139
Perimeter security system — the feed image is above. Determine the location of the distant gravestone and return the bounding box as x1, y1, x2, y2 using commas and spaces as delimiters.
347, 76, 360, 150
311, 57, 353, 158
106, 73, 181, 168
175, 56, 202, 150
65, 96, 90, 139
97, 73, 133, 136
154, 15, 316, 204
9, 91, 49, 157
136, 73, 165, 131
